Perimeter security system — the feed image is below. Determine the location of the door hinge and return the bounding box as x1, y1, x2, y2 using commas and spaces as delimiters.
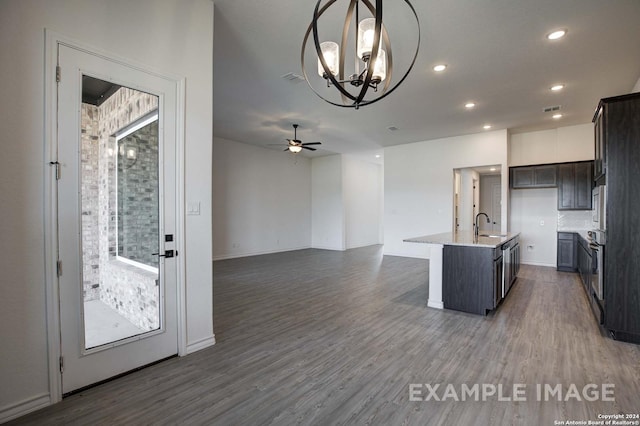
49, 161, 60, 180
56, 260, 62, 277
56, 65, 61, 83
59, 356, 64, 373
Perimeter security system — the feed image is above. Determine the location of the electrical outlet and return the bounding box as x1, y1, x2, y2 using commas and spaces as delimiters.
540, 220, 545, 226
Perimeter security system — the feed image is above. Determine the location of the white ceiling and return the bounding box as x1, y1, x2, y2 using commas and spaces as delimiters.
213, 0, 640, 158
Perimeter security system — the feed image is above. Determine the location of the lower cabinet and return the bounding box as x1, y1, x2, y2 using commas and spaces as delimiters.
512, 242, 520, 279
443, 237, 520, 316
493, 254, 504, 310
557, 232, 577, 272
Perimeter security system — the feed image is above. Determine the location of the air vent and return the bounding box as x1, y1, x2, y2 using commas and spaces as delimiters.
387, 126, 399, 131
543, 105, 562, 113
281, 72, 305, 84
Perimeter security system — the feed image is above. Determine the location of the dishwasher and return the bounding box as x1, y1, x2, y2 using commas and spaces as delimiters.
502, 242, 513, 298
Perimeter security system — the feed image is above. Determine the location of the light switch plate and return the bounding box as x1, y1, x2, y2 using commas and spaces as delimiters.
187, 201, 200, 215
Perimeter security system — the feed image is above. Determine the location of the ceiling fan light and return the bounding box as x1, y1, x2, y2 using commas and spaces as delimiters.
289, 145, 303, 153
318, 41, 339, 77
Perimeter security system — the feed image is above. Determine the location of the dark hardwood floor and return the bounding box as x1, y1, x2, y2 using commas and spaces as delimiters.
11, 246, 640, 425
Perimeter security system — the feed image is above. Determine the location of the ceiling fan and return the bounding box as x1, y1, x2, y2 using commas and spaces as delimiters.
271, 124, 322, 153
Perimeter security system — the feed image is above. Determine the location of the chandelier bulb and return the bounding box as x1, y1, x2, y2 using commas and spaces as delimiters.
301, 0, 420, 108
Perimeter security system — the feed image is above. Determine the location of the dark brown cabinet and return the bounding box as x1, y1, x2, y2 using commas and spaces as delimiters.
594, 106, 605, 184
557, 232, 576, 272
510, 165, 557, 189
443, 236, 520, 316
596, 92, 640, 344
443, 246, 497, 315
557, 161, 593, 210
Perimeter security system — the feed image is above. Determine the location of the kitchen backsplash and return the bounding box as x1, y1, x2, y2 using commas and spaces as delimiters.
557, 210, 592, 230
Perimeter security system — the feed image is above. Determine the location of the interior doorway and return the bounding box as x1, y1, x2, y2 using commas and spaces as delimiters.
453, 165, 502, 233
480, 174, 502, 233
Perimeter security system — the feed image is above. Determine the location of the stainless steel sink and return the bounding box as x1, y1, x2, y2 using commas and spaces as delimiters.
479, 233, 508, 238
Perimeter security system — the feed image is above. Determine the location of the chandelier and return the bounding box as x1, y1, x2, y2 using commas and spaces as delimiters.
301, 0, 420, 109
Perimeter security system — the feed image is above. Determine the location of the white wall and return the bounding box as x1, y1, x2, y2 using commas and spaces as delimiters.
633, 75, 640, 92
510, 188, 558, 267
508, 124, 595, 267
311, 155, 345, 250
0, 0, 213, 420
343, 156, 383, 249
509, 123, 594, 166
384, 130, 509, 258
213, 137, 311, 259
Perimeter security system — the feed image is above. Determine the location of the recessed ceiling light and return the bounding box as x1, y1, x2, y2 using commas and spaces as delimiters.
433, 64, 447, 72
483, 124, 492, 130
550, 84, 565, 91
387, 126, 399, 131
375, 154, 381, 158
552, 113, 563, 119
465, 102, 476, 109
490, 167, 497, 172
547, 29, 567, 40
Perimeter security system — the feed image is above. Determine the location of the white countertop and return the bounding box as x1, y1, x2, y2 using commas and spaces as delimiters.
404, 231, 520, 248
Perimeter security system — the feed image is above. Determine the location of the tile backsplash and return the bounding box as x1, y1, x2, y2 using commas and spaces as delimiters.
557, 210, 592, 230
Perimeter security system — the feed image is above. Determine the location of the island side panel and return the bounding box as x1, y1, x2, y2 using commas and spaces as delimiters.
427, 244, 444, 309
443, 245, 494, 315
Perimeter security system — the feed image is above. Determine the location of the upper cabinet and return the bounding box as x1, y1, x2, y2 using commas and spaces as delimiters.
510, 161, 594, 211
557, 161, 593, 210
594, 106, 606, 184
510, 165, 557, 189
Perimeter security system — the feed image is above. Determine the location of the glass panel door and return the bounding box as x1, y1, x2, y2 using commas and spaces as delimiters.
57, 43, 178, 394
80, 76, 161, 350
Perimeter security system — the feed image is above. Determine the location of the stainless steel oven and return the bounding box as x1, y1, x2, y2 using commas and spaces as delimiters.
589, 230, 605, 324
589, 236, 604, 300
592, 185, 607, 231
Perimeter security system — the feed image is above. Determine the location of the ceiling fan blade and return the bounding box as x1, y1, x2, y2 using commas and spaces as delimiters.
302, 146, 317, 151
302, 142, 322, 146
284, 148, 290, 152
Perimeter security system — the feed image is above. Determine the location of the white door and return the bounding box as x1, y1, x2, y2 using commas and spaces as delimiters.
491, 183, 502, 232
56, 44, 178, 394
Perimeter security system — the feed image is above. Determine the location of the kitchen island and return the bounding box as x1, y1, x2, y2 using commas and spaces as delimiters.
404, 231, 521, 315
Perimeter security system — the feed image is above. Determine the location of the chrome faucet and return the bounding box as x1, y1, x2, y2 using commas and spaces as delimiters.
475, 212, 490, 239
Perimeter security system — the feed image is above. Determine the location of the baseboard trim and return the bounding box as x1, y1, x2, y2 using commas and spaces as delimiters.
310, 245, 345, 251
521, 260, 556, 268
186, 335, 216, 354
428, 300, 444, 309
213, 246, 312, 261
0, 393, 50, 423
383, 251, 429, 260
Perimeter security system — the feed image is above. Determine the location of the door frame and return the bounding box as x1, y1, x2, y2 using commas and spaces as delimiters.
44, 30, 187, 403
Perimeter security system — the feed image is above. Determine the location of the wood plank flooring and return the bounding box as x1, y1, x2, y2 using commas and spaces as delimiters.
10, 245, 640, 425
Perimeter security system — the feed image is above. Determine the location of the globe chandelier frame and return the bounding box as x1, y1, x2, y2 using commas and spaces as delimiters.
301, 0, 420, 109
